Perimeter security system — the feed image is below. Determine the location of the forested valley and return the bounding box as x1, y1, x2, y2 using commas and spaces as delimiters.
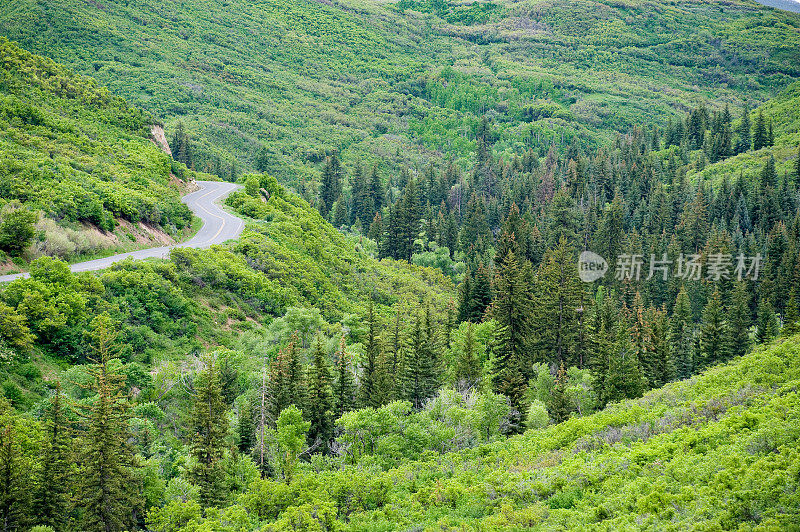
1, 0, 800, 530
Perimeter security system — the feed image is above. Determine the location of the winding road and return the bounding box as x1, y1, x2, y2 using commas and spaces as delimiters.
0, 180, 244, 283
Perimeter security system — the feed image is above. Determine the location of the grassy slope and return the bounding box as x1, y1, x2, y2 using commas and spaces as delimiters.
1, 0, 798, 184
273, 335, 800, 530
0, 38, 205, 261
691, 79, 800, 185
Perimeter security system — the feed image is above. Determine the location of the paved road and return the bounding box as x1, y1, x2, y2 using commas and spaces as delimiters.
0, 180, 244, 283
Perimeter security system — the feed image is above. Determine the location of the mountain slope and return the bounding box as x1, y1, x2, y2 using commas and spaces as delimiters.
2, 0, 799, 185
152, 334, 800, 530
0, 38, 201, 264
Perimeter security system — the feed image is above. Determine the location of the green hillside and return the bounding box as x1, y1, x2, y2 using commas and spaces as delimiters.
145, 334, 800, 531
0, 38, 201, 266
1, 0, 799, 187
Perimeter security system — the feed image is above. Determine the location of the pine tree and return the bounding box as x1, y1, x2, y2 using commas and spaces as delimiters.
547, 363, 572, 423
728, 282, 752, 359
783, 287, 800, 337
735, 104, 751, 154
305, 338, 334, 453
402, 309, 439, 408
0, 400, 27, 532
531, 238, 584, 368
469, 264, 493, 322
31, 383, 72, 529
320, 154, 344, 216
359, 302, 381, 408
698, 290, 729, 370
189, 356, 229, 509
601, 322, 645, 405
456, 271, 473, 323
78, 316, 141, 531
332, 336, 356, 419
237, 396, 256, 455
753, 109, 768, 151
399, 179, 421, 262
755, 298, 779, 344
491, 250, 532, 408
254, 365, 271, 479
670, 286, 694, 379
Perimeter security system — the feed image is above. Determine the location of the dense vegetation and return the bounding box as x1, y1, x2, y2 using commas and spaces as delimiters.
1, 0, 800, 531
0, 39, 210, 267
1, 0, 799, 192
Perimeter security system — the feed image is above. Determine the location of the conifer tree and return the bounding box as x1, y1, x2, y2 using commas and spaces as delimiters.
78, 316, 141, 531
332, 336, 356, 419
469, 264, 493, 322
698, 289, 729, 370
783, 287, 800, 337
601, 322, 645, 405
189, 356, 229, 509
753, 109, 768, 150
457, 272, 473, 324
359, 303, 381, 408
531, 238, 583, 368
728, 282, 752, 359
237, 396, 256, 455
491, 250, 533, 408
735, 104, 751, 154
402, 309, 439, 408
547, 363, 572, 423
669, 286, 694, 379
0, 400, 27, 532
320, 154, 343, 216
399, 179, 421, 262
755, 298, 779, 344
31, 383, 72, 529
305, 338, 334, 453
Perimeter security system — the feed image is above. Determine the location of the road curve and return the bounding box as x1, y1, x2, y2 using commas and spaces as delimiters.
0, 180, 244, 283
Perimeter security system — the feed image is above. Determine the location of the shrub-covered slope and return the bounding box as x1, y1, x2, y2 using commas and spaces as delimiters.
0, 38, 198, 262
1, 0, 799, 184
159, 334, 800, 531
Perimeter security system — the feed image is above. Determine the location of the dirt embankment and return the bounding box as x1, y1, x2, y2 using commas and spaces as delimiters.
151, 125, 172, 156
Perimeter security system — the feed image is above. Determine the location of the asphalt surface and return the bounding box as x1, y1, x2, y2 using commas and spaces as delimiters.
0, 180, 244, 283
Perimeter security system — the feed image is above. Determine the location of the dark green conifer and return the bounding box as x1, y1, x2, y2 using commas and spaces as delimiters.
189, 356, 229, 509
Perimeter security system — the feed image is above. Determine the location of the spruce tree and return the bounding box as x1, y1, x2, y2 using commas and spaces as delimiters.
698, 290, 729, 370
547, 363, 572, 423
735, 104, 751, 154
670, 287, 694, 378
320, 154, 344, 216
783, 287, 800, 337
78, 316, 142, 531
402, 309, 439, 409
189, 356, 229, 509
359, 303, 381, 408
0, 400, 27, 532
727, 282, 752, 359
237, 396, 256, 455
332, 335, 356, 419
602, 322, 645, 405
753, 109, 768, 151
31, 383, 72, 530
305, 338, 334, 453
531, 238, 583, 368
755, 298, 779, 344
491, 250, 532, 408
469, 264, 493, 322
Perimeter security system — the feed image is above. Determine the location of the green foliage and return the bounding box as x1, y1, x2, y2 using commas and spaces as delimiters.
0, 38, 196, 261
